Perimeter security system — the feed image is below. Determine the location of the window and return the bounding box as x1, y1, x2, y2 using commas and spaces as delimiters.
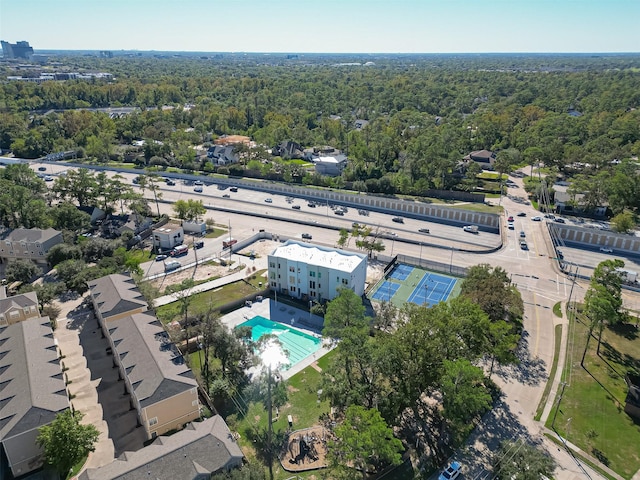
342, 278, 348, 285
278, 263, 281, 268
270, 272, 275, 279
269, 262, 275, 268
318, 272, 321, 279
291, 286, 296, 293
310, 291, 315, 297
310, 271, 316, 277
271, 281, 276, 287
289, 266, 295, 273
9, 310, 19, 319
149, 417, 158, 426
289, 276, 295, 283
309, 281, 316, 289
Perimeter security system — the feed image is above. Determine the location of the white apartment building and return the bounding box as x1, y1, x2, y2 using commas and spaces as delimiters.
267, 240, 367, 302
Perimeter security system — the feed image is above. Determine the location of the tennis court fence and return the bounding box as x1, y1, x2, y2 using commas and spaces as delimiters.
395, 253, 468, 278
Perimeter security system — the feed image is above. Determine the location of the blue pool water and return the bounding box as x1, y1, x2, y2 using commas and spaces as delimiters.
236, 316, 321, 369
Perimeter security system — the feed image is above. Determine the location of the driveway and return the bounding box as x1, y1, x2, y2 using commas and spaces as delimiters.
54, 296, 146, 470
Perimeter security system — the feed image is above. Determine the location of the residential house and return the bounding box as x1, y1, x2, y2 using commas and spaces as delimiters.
463, 149, 497, 169
0, 228, 63, 265
354, 119, 369, 130
272, 141, 304, 159
152, 225, 184, 251
553, 184, 607, 216
0, 317, 69, 477
213, 135, 250, 146
0, 287, 40, 326
207, 145, 239, 166
268, 240, 367, 303
77, 206, 107, 224
88, 274, 200, 440
312, 154, 348, 177
78, 416, 243, 480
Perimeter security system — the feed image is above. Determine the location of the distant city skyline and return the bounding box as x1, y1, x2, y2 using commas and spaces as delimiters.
1, 0, 638, 54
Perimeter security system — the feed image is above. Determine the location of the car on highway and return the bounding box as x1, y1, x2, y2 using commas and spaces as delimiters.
507, 216, 514, 222
517, 212, 527, 217
599, 247, 613, 253
292, 205, 301, 209
520, 231, 526, 238
194, 186, 203, 193
520, 240, 528, 250
392, 217, 404, 223
265, 198, 273, 203
418, 228, 430, 234
230, 187, 238, 192
307, 203, 316, 208
463, 225, 478, 233
531, 216, 543, 221
44, 175, 53, 182
166, 179, 176, 186
38, 166, 47, 171
301, 233, 312, 240
508, 223, 515, 230
438, 461, 462, 480
334, 210, 344, 215
554, 217, 566, 223
194, 180, 204, 186
222, 194, 230, 198
155, 254, 168, 261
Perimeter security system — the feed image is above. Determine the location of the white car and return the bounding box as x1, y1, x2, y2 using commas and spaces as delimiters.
264, 198, 273, 203
599, 247, 613, 253
531, 216, 543, 221
438, 461, 462, 480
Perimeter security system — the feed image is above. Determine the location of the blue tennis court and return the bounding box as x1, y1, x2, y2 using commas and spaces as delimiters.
389, 264, 414, 281
371, 280, 400, 301
407, 272, 457, 307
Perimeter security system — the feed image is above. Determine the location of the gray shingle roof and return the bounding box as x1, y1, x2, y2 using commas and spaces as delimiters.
78, 416, 244, 480
108, 312, 197, 407
0, 317, 68, 440
0, 291, 38, 316
3, 228, 61, 244
88, 274, 148, 320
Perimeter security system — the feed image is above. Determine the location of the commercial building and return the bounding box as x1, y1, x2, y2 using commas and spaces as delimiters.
1, 40, 34, 59
0, 317, 69, 477
268, 240, 367, 302
88, 274, 200, 440
0, 228, 63, 265
312, 154, 348, 177
152, 224, 184, 251
78, 416, 243, 480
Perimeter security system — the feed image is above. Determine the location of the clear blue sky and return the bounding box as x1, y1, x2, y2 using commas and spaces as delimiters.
1, 0, 638, 53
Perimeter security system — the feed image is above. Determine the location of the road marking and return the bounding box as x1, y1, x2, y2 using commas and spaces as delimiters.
533, 292, 540, 356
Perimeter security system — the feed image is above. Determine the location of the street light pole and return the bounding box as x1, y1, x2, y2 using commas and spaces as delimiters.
449, 245, 454, 273
419, 242, 423, 265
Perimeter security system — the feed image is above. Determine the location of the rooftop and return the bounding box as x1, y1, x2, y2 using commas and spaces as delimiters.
0, 290, 38, 314
107, 312, 197, 407
270, 240, 366, 273
78, 416, 243, 480
0, 317, 68, 440
2, 227, 61, 244
88, 273, 148, 320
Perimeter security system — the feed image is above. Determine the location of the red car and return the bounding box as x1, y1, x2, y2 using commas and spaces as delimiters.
507, 216, 514, 222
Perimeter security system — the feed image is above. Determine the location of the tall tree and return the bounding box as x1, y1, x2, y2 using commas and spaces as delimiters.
493, 440, 556, 480
6, 259, 41, 284
36, 410, 100, 478
327, 405, 403, 478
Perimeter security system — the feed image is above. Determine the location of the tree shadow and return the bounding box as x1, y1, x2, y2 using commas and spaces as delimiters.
598, 340, 640, 377
492, 329, 547, 386
581, 364, 626, 408
608, 322, 639, 341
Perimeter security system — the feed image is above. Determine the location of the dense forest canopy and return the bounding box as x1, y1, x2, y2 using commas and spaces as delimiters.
1, 53, 639, 211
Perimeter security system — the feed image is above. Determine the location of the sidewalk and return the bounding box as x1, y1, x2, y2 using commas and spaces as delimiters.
154, 256, 268, 307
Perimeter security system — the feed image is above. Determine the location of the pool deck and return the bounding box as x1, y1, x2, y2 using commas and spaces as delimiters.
220, 298, 331, 380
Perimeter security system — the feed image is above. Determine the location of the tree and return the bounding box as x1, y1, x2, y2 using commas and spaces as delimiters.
460, 264, 523, 323
20, 282, 65, 310
336, 228, 349, 248
327, 405, 403, 478
439, 359, 492, 441
36, 409, 100, 478
610, 211, 636, 234
493, 440, 555, 480
6, 259, 41, 284
47, 243, 83, 267
51, 202, 91, 232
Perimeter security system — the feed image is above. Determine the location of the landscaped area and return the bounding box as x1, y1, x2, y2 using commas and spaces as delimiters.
547, 305, 640, 479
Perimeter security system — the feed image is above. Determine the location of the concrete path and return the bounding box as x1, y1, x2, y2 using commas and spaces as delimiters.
53, 295, 115, 470
154, 256, 268, 307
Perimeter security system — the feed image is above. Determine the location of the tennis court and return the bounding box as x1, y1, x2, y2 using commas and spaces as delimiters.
371, 281, 401, 301
407, 272, 457, 307
370, 263, 461, 307
388, 264, 414, 281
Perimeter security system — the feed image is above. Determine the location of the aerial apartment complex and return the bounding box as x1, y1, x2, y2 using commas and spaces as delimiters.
268, 240, 367, 302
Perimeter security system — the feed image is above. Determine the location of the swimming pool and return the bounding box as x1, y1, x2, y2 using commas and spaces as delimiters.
236, 316, 321, 369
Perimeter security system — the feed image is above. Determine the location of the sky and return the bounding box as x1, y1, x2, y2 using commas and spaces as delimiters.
1, 0, 638, 54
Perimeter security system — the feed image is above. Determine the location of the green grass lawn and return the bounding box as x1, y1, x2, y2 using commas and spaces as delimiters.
547, 314, 640, 479
205, 227, 227, 238
155, 272, 267, 323
535, 324, 562, 421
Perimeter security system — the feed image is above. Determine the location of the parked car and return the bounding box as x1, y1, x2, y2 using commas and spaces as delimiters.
517, 212, 527, 217
265, 198, 273, 203
301, 233, 312, 240
44, 175, 54, 182
508, 223, 515, 230
38, 166, 47, 171
531, 216, 543, 221
438, 461, 462, 480
166, 179, 176, 186
507, 216, 514, 222
599, 247, 613, 253
418, 228, 430, 234
194, 186, 203, 193
194, 240, 204, 249
155, 254, 168, 261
